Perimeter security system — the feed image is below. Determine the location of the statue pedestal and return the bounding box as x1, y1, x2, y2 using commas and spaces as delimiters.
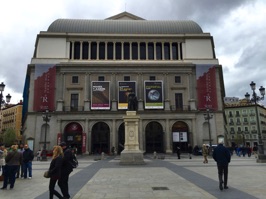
120, 111, 145, 165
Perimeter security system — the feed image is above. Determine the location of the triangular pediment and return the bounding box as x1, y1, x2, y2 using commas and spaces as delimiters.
106, 11, 145, 20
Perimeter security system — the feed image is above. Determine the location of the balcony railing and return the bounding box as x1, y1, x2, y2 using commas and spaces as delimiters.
63, 106, 84, 112
170, 105, 191, 111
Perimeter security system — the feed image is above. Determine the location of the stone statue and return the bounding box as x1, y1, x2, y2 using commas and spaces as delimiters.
128, 93, 138, 111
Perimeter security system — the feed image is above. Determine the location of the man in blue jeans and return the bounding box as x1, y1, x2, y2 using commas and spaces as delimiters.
22, 144, 34, 179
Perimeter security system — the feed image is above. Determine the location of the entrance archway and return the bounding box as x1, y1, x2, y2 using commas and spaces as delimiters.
118, 123, 125, 155
91, 122, 110, 154
172, 121, 189, 153
145, 122, 164, 153
63, 122, 83, 154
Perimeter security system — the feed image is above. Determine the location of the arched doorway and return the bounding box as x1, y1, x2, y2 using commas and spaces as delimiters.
172, 121, 189, 153
91, 122, 110, 154
145, 121, 164, 153
63, 122, 83, 154
118, 123, 125, 154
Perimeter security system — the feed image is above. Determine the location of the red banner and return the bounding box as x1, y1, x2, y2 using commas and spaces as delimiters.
82, 133, 86, 153
196, 65, 218, 110
33, 64, 56, 111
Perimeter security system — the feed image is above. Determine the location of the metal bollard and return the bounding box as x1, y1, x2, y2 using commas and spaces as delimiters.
153, 151, 157, 159
101, 152, 104, 160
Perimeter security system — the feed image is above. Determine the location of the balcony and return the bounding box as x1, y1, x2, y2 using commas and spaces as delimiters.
63, 106, 84, 112
250, 121, 256, 125
229, 122, 234, 125
243, 121, 249, 125
230, 130, 235, 134
250, 113, 255, 116
236, 122, 241, 125
170, 105, 191, 111
251, 130, 257, 134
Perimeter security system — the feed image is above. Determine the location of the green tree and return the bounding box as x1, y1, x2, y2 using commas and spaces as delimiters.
3, 128, 17, 147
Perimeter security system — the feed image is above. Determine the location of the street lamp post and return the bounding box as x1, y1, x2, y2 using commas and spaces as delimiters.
0, 82, 12, 110
245, 81, 266, 163
204, 108, 213, 149
41, 109, 51, 161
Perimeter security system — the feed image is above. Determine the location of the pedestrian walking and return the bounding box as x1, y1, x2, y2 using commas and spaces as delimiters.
36, 149, 41, 161
253, 145, 258, 158
212, 141, 231, 191
22, 144, 34, 179
48, 145, 64, 199
188, 144, 193, 159
58, 142, 74, 199
202, 144, 208, 163
176, 146, 181, 159
1, 145, 22, 190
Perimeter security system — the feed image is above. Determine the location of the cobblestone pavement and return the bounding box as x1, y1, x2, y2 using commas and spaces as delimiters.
0, 154, 265, 199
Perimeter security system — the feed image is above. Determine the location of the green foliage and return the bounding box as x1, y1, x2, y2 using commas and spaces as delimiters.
3, 128, 17, 147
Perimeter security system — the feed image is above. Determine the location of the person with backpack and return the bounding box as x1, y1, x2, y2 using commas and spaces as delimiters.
58, 142, 75, 199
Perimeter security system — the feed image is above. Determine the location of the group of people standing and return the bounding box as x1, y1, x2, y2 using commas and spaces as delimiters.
0, 144, 34, 190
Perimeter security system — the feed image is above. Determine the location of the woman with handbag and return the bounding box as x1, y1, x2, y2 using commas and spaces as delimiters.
48, 145, 65, 199
1, 145, 22, 190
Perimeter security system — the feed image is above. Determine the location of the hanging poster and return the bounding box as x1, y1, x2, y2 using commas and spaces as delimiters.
33, 64, 56, 111
196, 64, 218, 110
118, 81, 136, 109
144, 81, 164, 109
91, 81, 110, 110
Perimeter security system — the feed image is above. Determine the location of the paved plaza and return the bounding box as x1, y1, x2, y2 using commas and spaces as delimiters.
0, 153, 266, 199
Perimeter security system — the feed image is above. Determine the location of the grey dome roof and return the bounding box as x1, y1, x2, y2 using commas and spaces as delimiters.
47, 19, 203, 34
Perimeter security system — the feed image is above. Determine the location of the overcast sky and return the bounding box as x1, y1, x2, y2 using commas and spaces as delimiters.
1, 0, 266, 105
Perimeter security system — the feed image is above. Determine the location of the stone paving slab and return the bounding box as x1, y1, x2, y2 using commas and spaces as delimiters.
0, 154, 265, 199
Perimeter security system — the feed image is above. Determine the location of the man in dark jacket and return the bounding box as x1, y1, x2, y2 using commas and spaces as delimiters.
213, 141, 231, 191
22, 144, 34, 179
58, 142, 74, 199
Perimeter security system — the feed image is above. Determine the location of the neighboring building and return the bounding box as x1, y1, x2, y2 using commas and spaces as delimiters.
224, 98, 266, 148
22, 12, 225, 154
0, 101, 23, 142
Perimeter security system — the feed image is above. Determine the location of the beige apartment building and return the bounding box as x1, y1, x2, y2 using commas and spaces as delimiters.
224, 97, 266, 148
22, 12, 225, 154
0, 101, 23, 143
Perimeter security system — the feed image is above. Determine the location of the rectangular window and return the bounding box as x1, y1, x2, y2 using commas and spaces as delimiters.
107, 42, 113, 60
115, 42, 122, 60
149, 76, 155, 81
74, 42, 80, 60
91, 42, 97, 60
175, 76, 181, 83
172, 43, 178, 60
98, 76, 105, 81
164, 43, 170, 60
148, 42, 154, 60
82, 42, 89, 59
175, 93, 183, 110
156, 43, 162, 60
71, 94, 79, 111
99, 42, 105, 60
132, 42, 138, 60
179, 43, 183, 59
124, 42, 130, 60
72, 76, 79, 84
124, 76, 130, 81
69, 42, 73, 59
140, 42, 146, 60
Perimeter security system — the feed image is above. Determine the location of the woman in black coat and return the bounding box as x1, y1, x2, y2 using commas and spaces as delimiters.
48, 146, 64, 199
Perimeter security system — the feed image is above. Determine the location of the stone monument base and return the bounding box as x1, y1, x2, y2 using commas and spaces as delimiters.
120, 150, 145, 165
257, 154, 266, 163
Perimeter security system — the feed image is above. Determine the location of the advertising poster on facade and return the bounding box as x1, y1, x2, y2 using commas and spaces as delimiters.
196, 64, 218, 110
118, 81, 136, 109
173, 132, 188, 142
33, 64, 56, 111
91, 81, 110, 110
144, 81, 164, 109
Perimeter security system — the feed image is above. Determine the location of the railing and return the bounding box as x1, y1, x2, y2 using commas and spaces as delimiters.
63, 106, 84, 112
170, 105, 191, 111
